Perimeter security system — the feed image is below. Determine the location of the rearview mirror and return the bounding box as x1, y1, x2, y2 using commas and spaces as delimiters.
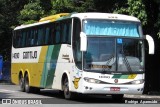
80, 32, 87, 51
145, 35, 155, 54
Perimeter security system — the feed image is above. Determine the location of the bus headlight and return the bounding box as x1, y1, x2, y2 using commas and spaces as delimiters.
131, 79, 144, 84
84, 77, 101, 84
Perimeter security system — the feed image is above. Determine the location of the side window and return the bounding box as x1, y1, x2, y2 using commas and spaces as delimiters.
53, 19, 72, 44
14, 22, 74, 48
67, 21, 72, 44
18, 30, 22, 48
45, 26, 50, 45
25, 29, 30, 47
22, 30, 26, 47
72, 18, 82, 69
30, 29, 35, 46
64, 20, 72, 44
34, 28, 38, 46
50, 24, 54, 44
37, 27, 44, 45
62, 23, 67, 43
13, 30, 21, 48
55, 23, 61, 44
13, 31, 17, 48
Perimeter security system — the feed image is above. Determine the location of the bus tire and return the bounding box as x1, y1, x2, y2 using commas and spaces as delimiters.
24, 74, 33, 93
19, 74, 25, 92
63, 77, 75, 100
112, 94, 124, 101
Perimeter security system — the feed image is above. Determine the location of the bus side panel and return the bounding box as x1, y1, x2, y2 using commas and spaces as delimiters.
52, 44, 81, 91
40, 45, 61, 89
11, 63, 32, 85
11, 46, 48, 88
11, 63, 20, 85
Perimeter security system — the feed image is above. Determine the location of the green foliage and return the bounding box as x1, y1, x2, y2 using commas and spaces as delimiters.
153, 0, 160, 37
114, 0, 147, 26
74, 0, 95, 12
19, 0, 95, 24
93, 0, 125, 13
1, 0, 160, 60
19, 0, 44, 24
51, 0, 74, 13
0, 0, 29, 60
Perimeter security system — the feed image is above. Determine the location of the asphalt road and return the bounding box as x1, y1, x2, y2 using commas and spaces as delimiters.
0, 84, 160, 106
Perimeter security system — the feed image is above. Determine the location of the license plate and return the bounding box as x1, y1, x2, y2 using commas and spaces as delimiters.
110, 87, 120, 91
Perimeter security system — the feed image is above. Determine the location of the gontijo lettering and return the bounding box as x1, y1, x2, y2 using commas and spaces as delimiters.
23, 51, 37, 59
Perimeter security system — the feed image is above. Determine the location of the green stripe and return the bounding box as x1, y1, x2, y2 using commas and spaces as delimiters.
112, 74, 129, 79
40, 45, 61, 88
120, 75, 128, 79
112, 74, 122, 79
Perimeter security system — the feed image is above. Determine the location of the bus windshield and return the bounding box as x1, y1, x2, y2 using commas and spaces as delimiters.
83, 37, 144, 73
83, 19, 141, 37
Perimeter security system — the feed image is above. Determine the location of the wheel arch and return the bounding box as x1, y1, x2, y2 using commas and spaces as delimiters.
18, 69, 24, 82
61, 71, 71, 90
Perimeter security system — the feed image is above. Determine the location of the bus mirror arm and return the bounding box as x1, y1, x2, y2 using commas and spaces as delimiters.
145, 35, 155, 54
80, 32, 87, 51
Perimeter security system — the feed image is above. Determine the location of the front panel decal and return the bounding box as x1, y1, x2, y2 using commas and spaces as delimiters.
72, 77, 81, 89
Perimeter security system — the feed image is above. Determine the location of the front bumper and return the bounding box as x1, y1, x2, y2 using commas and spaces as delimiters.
81, 82, 144, 95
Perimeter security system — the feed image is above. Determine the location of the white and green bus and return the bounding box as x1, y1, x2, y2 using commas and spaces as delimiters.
11, 13, 154, 99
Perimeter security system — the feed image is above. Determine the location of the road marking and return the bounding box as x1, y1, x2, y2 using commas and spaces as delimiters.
0, 89, 18, 93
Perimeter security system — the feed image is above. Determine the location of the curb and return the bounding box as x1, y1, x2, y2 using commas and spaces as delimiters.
0, 80, 13, 85
124, 94, 160, 99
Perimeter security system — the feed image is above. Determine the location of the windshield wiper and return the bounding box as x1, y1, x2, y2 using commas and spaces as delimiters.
122, 52, 132, 72
101, 54, 114, 73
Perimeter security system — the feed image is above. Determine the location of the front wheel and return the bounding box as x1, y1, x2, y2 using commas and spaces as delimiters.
63, 77, 75, 100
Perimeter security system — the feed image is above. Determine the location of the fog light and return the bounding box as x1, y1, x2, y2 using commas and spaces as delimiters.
85, 86, 88, 90
90, 87, 92, 90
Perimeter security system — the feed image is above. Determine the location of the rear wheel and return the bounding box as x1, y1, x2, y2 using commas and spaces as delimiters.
19, 74, 25, 92
24, 74, 33, 93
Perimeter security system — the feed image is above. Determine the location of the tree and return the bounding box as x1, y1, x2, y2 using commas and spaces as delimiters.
93, 0, 125, 13
19, 0, 45, 24
51, 0, 75, 13
18, 0, 95, 24
0, 0, 29, 60
152, 0, 160, 37
114, 0, 147, 26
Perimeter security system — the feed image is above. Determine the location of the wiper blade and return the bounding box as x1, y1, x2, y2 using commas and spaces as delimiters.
122, 53, 132, 72
106, 54, 114, 65
101, 54, 114, 72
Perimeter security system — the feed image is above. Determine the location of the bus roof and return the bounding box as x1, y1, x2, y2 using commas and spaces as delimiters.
14, 20, 50, 30
14, 13, 70, 30
70, 13, 140, 22
39, 13, 70, 22
14, 12, 140, 30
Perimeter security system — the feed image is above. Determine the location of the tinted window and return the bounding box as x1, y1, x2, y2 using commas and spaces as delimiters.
13, 19, 72, 48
